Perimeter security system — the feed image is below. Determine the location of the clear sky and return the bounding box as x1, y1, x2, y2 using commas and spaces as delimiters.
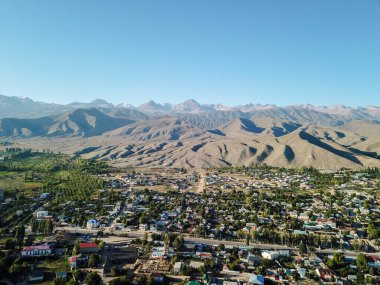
0, 0, 379, 106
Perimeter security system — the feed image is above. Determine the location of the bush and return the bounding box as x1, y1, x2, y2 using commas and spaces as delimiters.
111, 266, 121, 277
84, 272, 101, 285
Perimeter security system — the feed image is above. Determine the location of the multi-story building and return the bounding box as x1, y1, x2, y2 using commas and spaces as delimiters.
21, 244, 54, 257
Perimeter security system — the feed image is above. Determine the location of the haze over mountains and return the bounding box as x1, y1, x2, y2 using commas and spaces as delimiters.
1, 94, 380, 169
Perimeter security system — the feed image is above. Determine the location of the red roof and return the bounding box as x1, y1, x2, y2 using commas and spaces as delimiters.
69, 256, 78, 263
368, 256, 377, 262
79, 242, 98, 248
317, 268, 335, 276
22, 245, 52, 251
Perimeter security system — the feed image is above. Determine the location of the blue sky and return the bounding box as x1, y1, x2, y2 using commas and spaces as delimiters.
0, 0, 379, 106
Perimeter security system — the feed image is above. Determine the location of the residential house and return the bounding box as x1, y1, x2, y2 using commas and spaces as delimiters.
261, 250, 290, 260
247, 253, 261, 267
316, 268, 335, 280
189, 260, 204, 269
368, 256, 380, 268
36, 210, 49, 220
139, 223, 148, 231
28, 270, 45, 282
40, 193, 50, 199
173, 261, 183, 274
249, 274, 265, 285
297, 268, 307, 279
55, 272, 67, 280
152, 247, 166, 258
86, 219, 100, 229
69, 256, 78, 270
150, 273, 164, 284
261, 251, 279, 260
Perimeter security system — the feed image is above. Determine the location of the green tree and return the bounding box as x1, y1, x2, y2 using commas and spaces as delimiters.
292, 270, 301, 281
88, 253, 101, 268
356, 253, 368, 271
217, 244, 225, 251
367, 223, 379, 239
9, 264, 21, 277
72, 240, 79, 256
326, 252, 345, 269
299, 242, 307, 254
46, 219, 54, 234
72, 269, 83, 281
84, 272, 101, 285
118, 275, 133, 285
5, 238, 16, 250
30, 218, 38, 233
111, 266, 120, 277
13, 225, 25, 247
173, 236, 183, 250
98, 241, 105, 251
136, 275, 148, 284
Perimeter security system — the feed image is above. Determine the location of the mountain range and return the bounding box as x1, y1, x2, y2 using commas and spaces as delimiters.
1, 94, 379, 169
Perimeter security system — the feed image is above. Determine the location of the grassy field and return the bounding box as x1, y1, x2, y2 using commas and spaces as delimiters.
36, 257, 70, 285
0, 172, 24, 191
0, 174, 45, 193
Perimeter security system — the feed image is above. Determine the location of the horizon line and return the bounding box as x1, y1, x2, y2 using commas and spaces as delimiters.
1, 93, 379, 109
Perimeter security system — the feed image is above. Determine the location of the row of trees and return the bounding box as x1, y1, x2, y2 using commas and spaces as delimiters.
30, 218, 54, 235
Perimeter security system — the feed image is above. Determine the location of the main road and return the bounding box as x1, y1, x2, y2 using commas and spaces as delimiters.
55, 226, 374, 257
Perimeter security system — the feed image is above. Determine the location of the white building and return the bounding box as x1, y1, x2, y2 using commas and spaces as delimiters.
21, 244, 53, 257
86, 219, 100, 230
40, 193, 50, 199
261, 250, 290, 260
173, 262, 183, 274
139, 224, 148, 231
151, 247, 165, 258
36, 211, 49, 220
261, 251, 279, 260
297, 268, 307, 279
189, 261, 204, 269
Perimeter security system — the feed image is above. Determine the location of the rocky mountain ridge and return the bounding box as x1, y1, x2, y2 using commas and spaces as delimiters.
1, 94, 379, 169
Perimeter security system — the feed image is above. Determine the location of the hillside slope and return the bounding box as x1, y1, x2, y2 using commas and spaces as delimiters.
11, 115, 380, 169
0, 108, 133, 137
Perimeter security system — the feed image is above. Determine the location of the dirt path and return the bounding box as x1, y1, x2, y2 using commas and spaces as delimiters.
197, 172, 206, 193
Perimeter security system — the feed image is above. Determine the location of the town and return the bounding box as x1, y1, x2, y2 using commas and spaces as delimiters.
1, 149, 380, 285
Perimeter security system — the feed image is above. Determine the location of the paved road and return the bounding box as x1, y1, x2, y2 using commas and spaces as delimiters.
56, 226, 292, 247
55, 226, 379, 258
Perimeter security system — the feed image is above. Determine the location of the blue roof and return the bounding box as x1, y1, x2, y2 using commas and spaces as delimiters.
249, 274, 265, 285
